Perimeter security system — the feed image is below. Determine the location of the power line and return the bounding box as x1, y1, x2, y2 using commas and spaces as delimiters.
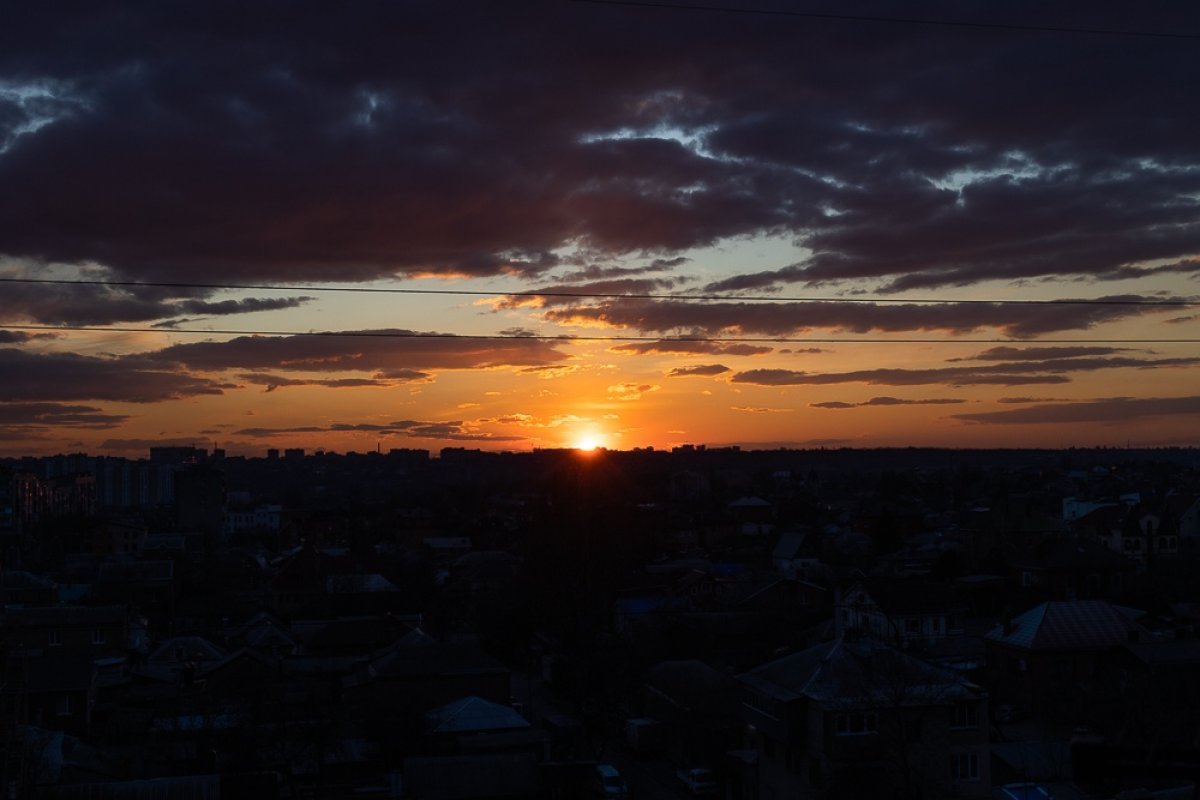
4, 323, 1199, 345
1, 276, 1196, 308
571, 0, 1200, 40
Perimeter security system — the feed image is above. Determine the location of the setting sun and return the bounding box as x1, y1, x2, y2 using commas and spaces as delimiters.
573, 435, 603, 451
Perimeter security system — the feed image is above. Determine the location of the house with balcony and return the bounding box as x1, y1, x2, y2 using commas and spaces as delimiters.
840, 579, 966, 649
738, 637, 990, 799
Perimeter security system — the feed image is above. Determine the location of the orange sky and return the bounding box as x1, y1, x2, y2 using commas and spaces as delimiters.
1, 4, 1199, 456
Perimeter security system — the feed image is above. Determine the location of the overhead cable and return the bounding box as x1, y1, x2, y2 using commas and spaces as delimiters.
1, 277, 1196, 308
3, 323, 1199, 345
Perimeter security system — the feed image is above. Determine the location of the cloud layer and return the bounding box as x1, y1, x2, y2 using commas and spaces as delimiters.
1, 2, 1197, 291
2, 3, 1199, 453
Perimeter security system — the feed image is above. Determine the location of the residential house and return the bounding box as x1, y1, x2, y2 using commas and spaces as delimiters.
643, 659, 741, 770
984, 599, 1146, 724
223, 611, 298, 657
223, 503, 282, 536
738, 637, 990, 799
1162, 493, 1200, 549
92, 519, 147, 558
324, 573, 400, 617
146, 636, 228, 675
1, 570, 58, 607
1072, 505, 1176, 564
1093, 638, 1200, 748
840, 579, 966, 649
341, 636, 512, 727
772, 531, 821, 580
1, 605, 132, 660
1010, 536, 1137, 600
2, 655, 96, 736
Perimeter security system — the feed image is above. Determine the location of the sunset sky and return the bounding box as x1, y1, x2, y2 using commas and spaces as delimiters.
2, 1, 1199, 456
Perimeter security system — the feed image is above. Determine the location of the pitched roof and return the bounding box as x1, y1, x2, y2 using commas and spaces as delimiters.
1, 570, 56, 590
426, 695, 530, 734
986, 600, 1142, 650
324, 573, 398, 594
1163, 493, 1199, 519
147, 636, 226, 665
772, 531, 807, 560
739, 637, 977, 710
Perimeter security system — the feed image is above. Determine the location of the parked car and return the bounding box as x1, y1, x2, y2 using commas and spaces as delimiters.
595, 764, 629, 798
677, 767, 718, 796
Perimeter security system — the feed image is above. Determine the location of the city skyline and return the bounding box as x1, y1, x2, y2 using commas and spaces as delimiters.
2, 2, 1199, 456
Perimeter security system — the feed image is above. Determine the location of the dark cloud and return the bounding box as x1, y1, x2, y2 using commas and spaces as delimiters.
0, 2, 1195, 292
811, 396, 965, 408
0, 347, 227, 402
950, 345, 1129, 361
0, 330, 56, 343
372, 368, 434, 381
177, 296, 314, 315
996, 396, 1072, 404
0, 402, 128, 428
237, 373, 394, 392
666, 363, 729, 377
553, 257, 689, 283
610, 339, 772, 356
731, 354, 1200, 388
1094, 257, 1200, 281
234, 427, 325, 437
953, 396, 1200, 425
0, 274, 313, 325
234, 419, 525, 442
148, 330, 569, 372
496, 277, 682, 309
543, 297, 1174, 337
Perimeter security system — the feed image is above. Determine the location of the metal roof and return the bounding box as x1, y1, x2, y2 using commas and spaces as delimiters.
986, 600, 1142, 651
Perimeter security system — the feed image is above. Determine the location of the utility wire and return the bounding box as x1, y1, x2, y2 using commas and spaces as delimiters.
3, 323, 1199, 345
1, 276, 1196, 308
571, 0, 1200, 40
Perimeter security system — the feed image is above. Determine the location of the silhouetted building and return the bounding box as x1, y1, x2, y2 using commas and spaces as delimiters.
175, 464, 226, 553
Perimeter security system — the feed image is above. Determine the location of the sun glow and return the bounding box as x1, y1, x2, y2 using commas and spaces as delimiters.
573, 434, 603, 451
